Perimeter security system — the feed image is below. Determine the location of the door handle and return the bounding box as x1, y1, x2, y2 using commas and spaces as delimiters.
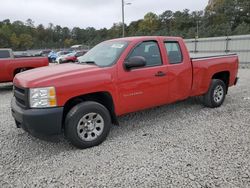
155, 71, 166, 77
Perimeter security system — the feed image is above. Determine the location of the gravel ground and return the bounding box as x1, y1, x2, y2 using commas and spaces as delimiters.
0, 69, 249, 188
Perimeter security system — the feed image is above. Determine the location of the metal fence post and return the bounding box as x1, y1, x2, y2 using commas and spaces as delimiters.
225, 36, 231, 53
194, 38, 198, 53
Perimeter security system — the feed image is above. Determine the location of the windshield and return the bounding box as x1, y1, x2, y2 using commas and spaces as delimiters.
78, 41, 128, 67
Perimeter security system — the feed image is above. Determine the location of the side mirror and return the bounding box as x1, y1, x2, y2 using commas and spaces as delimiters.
124, 56, 146, 70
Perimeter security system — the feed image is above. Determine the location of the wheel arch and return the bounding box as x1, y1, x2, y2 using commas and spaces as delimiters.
13, 67, 33, 76
211, 71, 230, 93
62, 91, 118, 128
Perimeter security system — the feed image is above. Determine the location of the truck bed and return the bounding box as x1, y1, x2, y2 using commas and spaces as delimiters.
0, 57, 49, 83
190, 54, 239, 97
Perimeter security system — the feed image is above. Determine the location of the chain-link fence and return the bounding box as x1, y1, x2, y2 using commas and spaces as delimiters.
185, 34, 250, 64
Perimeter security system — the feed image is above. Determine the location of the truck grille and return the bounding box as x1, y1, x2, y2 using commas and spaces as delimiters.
14, 85, 29, 109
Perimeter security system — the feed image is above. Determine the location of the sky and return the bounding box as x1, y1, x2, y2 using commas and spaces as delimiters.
0, 0, 208, 29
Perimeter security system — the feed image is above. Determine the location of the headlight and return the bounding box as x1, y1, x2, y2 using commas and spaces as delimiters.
29, 87, 57, 108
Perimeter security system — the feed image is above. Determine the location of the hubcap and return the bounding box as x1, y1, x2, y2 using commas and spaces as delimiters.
77, 113, 104, 142
213, 85, 224, 103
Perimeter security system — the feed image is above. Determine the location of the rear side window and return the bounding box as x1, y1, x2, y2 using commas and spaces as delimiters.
128, 41, 162, 67
0, 50, 10, 59
165, 42, 183, 64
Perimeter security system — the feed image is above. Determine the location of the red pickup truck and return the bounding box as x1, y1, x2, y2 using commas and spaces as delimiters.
0, 48, 49, 83
11, 36, 239, 149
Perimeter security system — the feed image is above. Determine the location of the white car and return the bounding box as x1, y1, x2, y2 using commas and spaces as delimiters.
55, 52, 75, 64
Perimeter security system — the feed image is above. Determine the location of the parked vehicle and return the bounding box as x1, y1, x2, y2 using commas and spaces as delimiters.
55, 51, 75, 64
13, 51, 32, 58
48, 51, 57, 62
71, 45, 83, 50
0, 48, 49, 83
70, 44, 90, 51
11, 36, 239, 149
38, 50, 52, 57
58, 50, 88, 64
48, 50, 72, 63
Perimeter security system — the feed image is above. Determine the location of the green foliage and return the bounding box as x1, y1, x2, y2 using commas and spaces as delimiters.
139, 12, 160, 35
205, 0, 250, 34
19, 34, 33, 50
234, 22, 250, 35
0, 0, 249, 50
0, 24, 12, 47
64, 38, 75, 47
10, 33, 19, 49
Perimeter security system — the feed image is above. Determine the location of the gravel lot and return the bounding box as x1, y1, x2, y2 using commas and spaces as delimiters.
0, 69, 249, 187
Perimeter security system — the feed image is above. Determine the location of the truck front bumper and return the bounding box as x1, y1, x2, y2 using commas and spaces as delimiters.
11, 98, 64, 136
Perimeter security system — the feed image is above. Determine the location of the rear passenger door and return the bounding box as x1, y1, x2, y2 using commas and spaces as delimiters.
164, 41, 192, 102
117, 40, 169, 114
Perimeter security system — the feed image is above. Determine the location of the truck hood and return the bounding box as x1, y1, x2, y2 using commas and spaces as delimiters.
14, 63, 100, 87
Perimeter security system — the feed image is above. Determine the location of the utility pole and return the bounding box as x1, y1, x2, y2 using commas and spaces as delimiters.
122, 0, 125, 37
122, 0, 131, 37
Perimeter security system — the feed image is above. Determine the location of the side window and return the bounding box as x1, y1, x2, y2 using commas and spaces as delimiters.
0, 50, 10, 59
165, 42, 183, 64
128, 41, 162, 67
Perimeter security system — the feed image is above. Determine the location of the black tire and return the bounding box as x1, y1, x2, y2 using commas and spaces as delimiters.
201, 79, 226, 108
19, 68, 26, 73
65, 101, 112, 149
193, 96, 203, 104
14, 68, 27, 76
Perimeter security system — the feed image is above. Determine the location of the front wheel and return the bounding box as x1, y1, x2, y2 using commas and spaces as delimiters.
201, 79, 227, 108
65, 101, 112, 149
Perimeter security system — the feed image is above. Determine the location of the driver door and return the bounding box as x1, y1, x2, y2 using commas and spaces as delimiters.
116, 40, 168, 114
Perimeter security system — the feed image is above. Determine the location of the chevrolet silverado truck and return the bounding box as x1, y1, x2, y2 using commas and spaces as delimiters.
11, 36, 239, 149
0, 48, 49, 83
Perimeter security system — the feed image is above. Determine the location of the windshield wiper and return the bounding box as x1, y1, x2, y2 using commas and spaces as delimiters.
79, 61, 97, 65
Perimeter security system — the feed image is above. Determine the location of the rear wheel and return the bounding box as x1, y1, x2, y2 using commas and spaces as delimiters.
65, 101, 112, 149
19, 68, 26, 73
201, 79, 226, 108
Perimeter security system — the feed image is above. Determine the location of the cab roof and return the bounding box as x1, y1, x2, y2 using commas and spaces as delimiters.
108, 36, 183, 42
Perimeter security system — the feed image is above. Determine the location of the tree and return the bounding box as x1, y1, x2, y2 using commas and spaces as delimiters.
109, 23, 123, 38
72, 27, 82, 42
64, 38, 74, 47
62, 27, 70, 39
139, 12, 160, 35
205, 0, 250, 32
10, 33, 20, 49
19, 34, 33, 50
26, 19, 35, 28
0, 1, 250, 50
0, 24, 12, 47
159, 10, 173, 35
234, 22, 250, 35
127, 19, 143, 36
2, 19, 10, 25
